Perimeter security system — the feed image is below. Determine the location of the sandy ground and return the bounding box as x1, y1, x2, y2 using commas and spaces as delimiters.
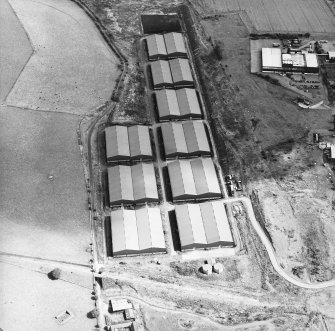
0, 259, 96, 331
0, 0, 33, 103
0, 107, 91, 264
5, 0, 119, 115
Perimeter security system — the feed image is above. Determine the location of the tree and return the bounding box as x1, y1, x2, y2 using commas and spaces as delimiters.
48, 268, 62, 280
88, 308, 100, 319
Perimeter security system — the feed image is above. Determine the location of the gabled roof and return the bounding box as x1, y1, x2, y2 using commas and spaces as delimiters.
111, 207, 166, 256
164, 32, 187, 56
167, 158, 221, 201
108, 163, 158, 205
151, 60, 173, 87
176, 88, 202, 118
155, 89, 180, 120
175, 201, 234, 250
161, 121, 210, 158
105, 125, 152, 161
146, 34, 167, 58
169, 58, 193, 84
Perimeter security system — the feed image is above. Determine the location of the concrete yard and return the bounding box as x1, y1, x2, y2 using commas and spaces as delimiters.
5, 0, 119, 115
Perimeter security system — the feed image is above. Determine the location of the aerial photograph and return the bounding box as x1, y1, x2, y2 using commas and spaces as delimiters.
1, 0, 335, 330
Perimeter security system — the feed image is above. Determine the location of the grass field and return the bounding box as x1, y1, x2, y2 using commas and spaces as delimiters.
192, 0, 335, 33
0, 107, 91, 264
6, 0, 119, 115
0, 0, 32, 103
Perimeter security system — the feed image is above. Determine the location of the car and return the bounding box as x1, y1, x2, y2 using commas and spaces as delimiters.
225, 174, 233, 182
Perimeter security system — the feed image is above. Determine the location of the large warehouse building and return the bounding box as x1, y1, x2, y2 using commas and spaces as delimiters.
151, 60, 173, 89
174, 201, 234, 251
105, 125, 152, 162
151, 59, 194, 89
261, 48, 319, 73
146, 34, 167, 61
110, 207, 166, 256
169, 58, 194, 87
167, 158, 221, 202
161, 121, 211, 159
155, 88, 202, 121
164, 32, 187, 58
108, 163, 159, 206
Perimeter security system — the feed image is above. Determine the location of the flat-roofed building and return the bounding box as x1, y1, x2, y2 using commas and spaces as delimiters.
150, 60, 173, 89
161, 121, 211, 159
174, 201, 234, 251
105, 125, 152, 162
169, 58, 194, 87
261, 48, 282, 72
155, 88, 202, 121
111, 207, 166, 256
164, 32, 187, 58
107, 163, 159, 206
146, 34, 167, 61
167, 158, 221, 202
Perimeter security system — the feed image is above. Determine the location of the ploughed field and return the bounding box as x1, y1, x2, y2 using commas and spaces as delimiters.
191, 0, 335, 33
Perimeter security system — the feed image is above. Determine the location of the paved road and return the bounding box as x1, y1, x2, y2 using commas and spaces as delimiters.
229, 197, 335, 289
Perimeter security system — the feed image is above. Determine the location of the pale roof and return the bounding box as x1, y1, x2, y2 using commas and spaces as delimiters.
176, 88, 202, 118
304, 53, 318, 68
146, 34, 167, 58
151, 60, 173, 87
262, 48, 282, 68
169, 58, 193, 84
164, 32, 187, 56
155, 89, 180, 120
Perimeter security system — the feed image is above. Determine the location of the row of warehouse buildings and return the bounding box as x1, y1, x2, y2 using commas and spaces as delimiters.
104, 29, 234, 257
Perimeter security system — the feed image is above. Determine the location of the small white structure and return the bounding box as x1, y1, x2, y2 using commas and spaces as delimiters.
111, 299, 132, 312
201, 264, 212, 275
213, 263, 224, 274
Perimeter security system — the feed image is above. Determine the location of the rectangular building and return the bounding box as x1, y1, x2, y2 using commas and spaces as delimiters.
108, 163, 159, 206
150, 60, 173, 89
105, 125, 152, 163
146, 34, 167, 61
155, 88, 202, 121
169, 58, 194, 87
167, 158, 221, 202
111, 207, 166, 256
175, 201, 234, 251
262, 48, 282, 72
161, 121, 211, 159
164, 32, 187, 58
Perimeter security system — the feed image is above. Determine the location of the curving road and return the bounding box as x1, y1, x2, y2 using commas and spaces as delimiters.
229, 196, 335, 289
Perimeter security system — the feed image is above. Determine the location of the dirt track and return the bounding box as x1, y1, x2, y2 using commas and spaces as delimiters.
6, 0, 119, 115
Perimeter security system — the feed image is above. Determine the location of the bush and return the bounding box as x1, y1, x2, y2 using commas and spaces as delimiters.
48, 268, 62, 280
88, 308, 100, 319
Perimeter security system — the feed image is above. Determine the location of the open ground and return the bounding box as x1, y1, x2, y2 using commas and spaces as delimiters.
191, 0, 335, 34
0, 0, 119, 328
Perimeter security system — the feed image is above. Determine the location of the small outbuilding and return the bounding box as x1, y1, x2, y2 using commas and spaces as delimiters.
164, 32, 187, 58
169, 58, 194, 87
174, 201, 234, 251
155, 88, 202, 121
167, 158, 221, 202
150, 60, 173, 89
111, 207, 166, 256
146, 34, 167, 61
161, 121, 211, 159
108, 163, 159, 206
105, 125, 152, 162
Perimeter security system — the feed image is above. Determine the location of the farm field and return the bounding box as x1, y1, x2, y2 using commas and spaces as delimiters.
0, 107, 91, 264
0, 259, 95, 331
5, 0, 119, 115
0, 0, 32, 102
191, 0, 335, 33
